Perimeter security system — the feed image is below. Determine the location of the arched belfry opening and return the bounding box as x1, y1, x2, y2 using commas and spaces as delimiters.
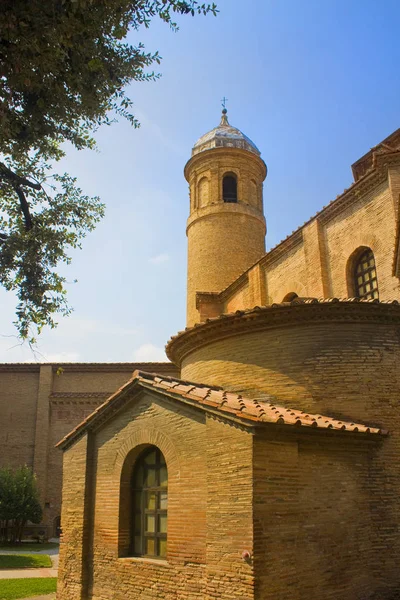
223, 173, 238, 203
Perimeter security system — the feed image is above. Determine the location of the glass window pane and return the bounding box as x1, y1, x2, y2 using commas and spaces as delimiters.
146, 492, 156, 509
160, 466, 167, 487
158, 539, 167, 558
145, 468, 156, 487
159, 514, 167, 533
146, 515, 155, 533
160, 492, 168, 510
358, 276, 363, 285
134, 491, 141, 507
144, 450, 156, 465
146, 538, 155, 556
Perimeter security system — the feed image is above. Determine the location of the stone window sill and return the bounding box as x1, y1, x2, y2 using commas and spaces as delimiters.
119, 556, 170, 567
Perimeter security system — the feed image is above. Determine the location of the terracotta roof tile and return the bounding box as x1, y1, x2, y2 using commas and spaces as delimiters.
57, 371, 387, 450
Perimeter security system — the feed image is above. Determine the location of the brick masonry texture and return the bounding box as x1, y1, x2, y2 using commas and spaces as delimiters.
193, 145, 400, 322
185, 147, 267, 327
0, 362, 179, 535
5, 126, 400, 599
56, 369, 392, 600
58, 390, 258, 599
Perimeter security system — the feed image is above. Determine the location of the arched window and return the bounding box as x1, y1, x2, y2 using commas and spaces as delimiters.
282, 292, 299, 302
223, 174, 237, 203
353, 248, 379, 300
131, 446, 167, 558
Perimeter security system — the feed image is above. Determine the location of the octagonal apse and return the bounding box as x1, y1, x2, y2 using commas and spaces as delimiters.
166, 299, 400, 424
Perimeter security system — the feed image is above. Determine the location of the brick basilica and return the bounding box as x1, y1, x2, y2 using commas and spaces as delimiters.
2, 111, 400, 599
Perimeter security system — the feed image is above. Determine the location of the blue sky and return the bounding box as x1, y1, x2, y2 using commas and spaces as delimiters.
1, 0, 399, 362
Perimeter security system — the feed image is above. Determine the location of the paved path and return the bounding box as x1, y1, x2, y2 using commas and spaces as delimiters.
0, 566, 58, 579
19, 594, 56, 600
0, 546, 59, 579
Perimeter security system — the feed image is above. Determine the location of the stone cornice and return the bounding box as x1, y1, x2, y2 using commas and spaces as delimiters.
184, 146, 267, 182
50, 392, 111, 400
166, 299, 400, 365
0, 363, 41, 372
186, 201, 266, 234
51, 362, 177, 374
0, 362, 177, 373
260, 229, 304, 268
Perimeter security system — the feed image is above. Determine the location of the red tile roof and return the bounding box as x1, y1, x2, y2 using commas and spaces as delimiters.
57, 370, 387, 450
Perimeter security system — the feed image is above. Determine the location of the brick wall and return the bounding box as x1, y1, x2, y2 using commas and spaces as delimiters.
205, 417, 254, 599
253, 435, 299, 600
57, 433, 92, 600
0, 362, 179, 536
0, 367, 39, 470
57, 391, 256, 600
253, 432, 380, 600
210, 162, 400, 319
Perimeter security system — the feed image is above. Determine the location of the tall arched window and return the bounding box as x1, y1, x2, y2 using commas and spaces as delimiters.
223, 174, 237, 203
353, 248, 379, 300
131, 446, 167, 558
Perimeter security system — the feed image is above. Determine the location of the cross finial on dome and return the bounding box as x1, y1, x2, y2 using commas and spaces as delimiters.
220, 97, 229, 125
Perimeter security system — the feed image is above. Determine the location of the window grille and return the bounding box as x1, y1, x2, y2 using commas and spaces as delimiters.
354, 249, 379, 300
131, 447, 167, 558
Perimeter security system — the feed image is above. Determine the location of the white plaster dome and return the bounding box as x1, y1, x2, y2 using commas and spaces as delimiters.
192, 109, 261, 156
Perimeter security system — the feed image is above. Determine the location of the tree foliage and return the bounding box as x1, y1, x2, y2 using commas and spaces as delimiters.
0, 0, 217, 341
0, 466, 42, 543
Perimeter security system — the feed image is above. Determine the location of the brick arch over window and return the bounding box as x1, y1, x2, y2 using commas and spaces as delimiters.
282, 292, 299, 302
222, 172, 237, 203
197, 176, 210, 208
347, 246, 379, 300
117, 428, 180, 558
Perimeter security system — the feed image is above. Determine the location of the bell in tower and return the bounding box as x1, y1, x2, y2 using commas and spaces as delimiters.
184, 108, 267, 327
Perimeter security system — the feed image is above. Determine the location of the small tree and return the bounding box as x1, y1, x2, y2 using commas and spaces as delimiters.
0, 466, 42, 543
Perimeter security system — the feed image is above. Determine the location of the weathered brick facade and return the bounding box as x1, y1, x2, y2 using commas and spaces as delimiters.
0, 362, 179, 536
3, 115, 400, 599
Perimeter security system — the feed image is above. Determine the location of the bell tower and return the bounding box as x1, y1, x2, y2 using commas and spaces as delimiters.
185, 109, 267, 327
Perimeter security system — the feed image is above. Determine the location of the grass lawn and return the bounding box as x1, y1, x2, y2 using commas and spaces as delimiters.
0, 555, 52, 569
0, 544, 58, 553
0, 577, 57, 599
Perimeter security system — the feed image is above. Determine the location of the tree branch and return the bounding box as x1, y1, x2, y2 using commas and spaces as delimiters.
0, 162, 42, 191
15, 186, 33, 231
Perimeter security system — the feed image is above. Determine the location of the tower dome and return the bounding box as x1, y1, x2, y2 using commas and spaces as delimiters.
192, 109, 260, 156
